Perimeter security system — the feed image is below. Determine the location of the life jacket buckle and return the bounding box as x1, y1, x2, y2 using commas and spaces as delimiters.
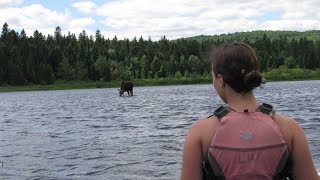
214, 106, 230, 120
259, 103, 273, 115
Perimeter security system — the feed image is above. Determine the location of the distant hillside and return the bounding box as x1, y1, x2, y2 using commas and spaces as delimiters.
1, 22, 320, 86
182, 30, 320, 43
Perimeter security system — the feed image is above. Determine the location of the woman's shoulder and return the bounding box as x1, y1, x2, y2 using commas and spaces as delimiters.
187, 116, 220, 145
273, 113, 303, 150
273, 113, 319, 178
190, 116, 220, 132
273, 113, 301, 130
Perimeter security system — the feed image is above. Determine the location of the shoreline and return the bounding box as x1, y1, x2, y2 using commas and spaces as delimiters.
1, 78, 320, 93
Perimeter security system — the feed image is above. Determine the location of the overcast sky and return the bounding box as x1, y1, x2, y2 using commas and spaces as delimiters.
0, 0, 319, 40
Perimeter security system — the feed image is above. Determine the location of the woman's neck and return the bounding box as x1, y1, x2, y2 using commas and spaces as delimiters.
225, 89, 259, 112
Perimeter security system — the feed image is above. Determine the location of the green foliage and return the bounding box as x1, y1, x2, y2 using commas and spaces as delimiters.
188, 55, 203, 74
119, 66, 132, 81
174, 71, 183, 78
264, 67, 320, 81
140, 55, 148, 79
94, 55, 111, 81
58, 57, 75, 80
151, 55, 161, 77
1, 22, 320, 87
283, 56, 295, 68
38, 63, 55, 84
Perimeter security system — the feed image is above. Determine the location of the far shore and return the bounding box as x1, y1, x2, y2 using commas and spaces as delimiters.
1, 76, 320, 93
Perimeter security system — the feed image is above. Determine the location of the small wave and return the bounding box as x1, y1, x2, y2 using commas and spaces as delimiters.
31, 168, 47, 173
85, 171, 102, 176
171, 124, 189, 129
301, 122, 320, 129
62, 164, 79, 168
154, 171, 169, 177
116, 151, 128, 155
17, 130, 29, 134
155, 125, 171, 130
4, 119, 13, 123
1, 153, 22, 158
166, 161, 177, 165
161, 144, 182, 152
47, 133, 62, 138
87, 125, 102, 128
148, 134, 173, 138
84, 155, 109, 161
120, 125, 140, 130
154, 160, 172, 167
92, 164, 106, 169
118, 161, 140, 167
65, 156, 81, 160
86, 124, 113, 129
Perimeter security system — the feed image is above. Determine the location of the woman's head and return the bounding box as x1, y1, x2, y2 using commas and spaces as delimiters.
212, 42, 263, 93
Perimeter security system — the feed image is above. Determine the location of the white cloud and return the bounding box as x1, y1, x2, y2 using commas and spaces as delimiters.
67, 17, 96, 35
0, 3, 95, 37
94, 0, 320, 40
0, 0, 23, 8
72, 1, 97, 14
261, 20, 320, 31
0, 4, 68, 36
96, 0, 266, 39
68, 17, 95, 29
1, 0, 320, 39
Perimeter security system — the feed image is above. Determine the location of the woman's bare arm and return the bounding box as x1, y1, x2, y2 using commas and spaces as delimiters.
181, 122, 204, 180
289, 119, 319, 180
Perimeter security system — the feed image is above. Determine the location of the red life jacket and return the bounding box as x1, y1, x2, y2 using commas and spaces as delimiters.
203, 103, 292, 180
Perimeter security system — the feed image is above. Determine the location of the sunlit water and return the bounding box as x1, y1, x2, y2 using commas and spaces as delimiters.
0, 80, 319, 179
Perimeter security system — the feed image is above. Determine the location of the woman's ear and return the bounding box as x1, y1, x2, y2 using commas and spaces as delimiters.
217, 74, 225, 87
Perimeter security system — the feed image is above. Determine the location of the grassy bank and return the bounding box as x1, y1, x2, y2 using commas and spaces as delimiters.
0, 77, 212, 92
1, 68, 320, 92
263, 67, 320, 81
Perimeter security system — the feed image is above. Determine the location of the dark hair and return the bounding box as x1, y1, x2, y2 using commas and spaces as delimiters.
212, 42, 263, 93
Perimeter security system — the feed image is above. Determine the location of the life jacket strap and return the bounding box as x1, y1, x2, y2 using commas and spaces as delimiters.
213, 106, 230, 121
258, 103, 273, 115
208, 103, 274, 121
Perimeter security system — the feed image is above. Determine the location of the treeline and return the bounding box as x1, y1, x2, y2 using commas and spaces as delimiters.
1, 22, 320, 85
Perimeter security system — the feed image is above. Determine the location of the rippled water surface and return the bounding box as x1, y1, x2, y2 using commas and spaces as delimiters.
1, 80, 319, 179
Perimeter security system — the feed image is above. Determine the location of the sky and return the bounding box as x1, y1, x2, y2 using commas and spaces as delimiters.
0, 0, 320, 40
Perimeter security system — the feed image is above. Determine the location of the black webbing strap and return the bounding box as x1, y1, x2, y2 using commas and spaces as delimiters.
258, 103, 273, 115
275, 149, 293, 180
213, 106, 230, 121
203, 153, 225, 180
206, 106, 230, 120
208, 103, 273, 120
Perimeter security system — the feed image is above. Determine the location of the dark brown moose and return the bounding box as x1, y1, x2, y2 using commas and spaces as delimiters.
118, 81, 133, 96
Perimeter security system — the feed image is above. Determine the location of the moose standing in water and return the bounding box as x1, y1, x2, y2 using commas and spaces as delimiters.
118, 81, 133, 96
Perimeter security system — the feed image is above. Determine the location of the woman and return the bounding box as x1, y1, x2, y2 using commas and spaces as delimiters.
181, 42, 319, 180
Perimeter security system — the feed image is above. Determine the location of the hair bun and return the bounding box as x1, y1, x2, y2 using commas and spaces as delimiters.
243, 71, 262, 90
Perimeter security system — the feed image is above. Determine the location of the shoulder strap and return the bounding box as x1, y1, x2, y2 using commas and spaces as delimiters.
212, 106, 231, 122
208, 103, 273, 121
258, 103, 273, 115
214, 106, 230, 119
206, 106, 231, 121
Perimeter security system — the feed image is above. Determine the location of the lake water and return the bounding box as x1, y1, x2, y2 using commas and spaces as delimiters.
0, 80, 319, 179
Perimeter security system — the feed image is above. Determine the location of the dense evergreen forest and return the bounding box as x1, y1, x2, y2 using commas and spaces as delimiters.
1, 22, 320, 86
